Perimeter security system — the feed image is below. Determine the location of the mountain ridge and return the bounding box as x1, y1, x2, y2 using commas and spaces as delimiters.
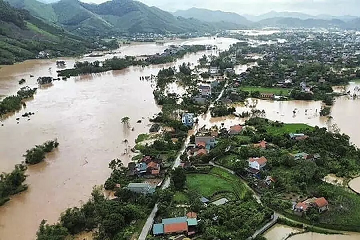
5, 0, 249, 36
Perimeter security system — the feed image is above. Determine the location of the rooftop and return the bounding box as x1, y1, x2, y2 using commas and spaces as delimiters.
164, 222, 188, 234
162, 217, 187, 225
153, 223, 164, 235
314, 197, 329, 208
249, 156, 268, 166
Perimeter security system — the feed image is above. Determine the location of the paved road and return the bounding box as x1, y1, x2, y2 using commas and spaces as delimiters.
248, 213, 279, 240
138, 204, 158, 240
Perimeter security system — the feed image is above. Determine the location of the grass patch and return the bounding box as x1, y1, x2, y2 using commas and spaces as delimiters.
266, 123, 313, 135
241, 86, 290, 96
173, 191, 189, 204
210, 167, 249, 199
187, 174, 234, 198
215, 154, 237, 169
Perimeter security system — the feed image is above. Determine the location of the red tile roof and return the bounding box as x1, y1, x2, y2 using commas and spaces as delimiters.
249, 156, 267, 166
296, 135, 309, 140
197, 149, 208, 156
147, 161, 159, 169
164, 222, 188, 234
314, 197, 328, 208
151, 170, 160, 175
230, 125, 243, 133
254, 140, 267, 149
197, 141, 207, 148
186, 212, 197, 219
295, 202, 309, 211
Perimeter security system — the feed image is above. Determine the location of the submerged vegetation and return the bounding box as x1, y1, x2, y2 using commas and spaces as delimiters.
0, 164, 27, 206
24, 140, 59, 165
0, 87, 37, 117
57, 45, 207, 77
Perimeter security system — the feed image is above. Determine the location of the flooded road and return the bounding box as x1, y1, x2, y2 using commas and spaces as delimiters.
0, 37, 238, 240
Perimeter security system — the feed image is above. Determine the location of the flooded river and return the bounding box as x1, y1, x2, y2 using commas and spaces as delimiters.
0, 37, 238, 240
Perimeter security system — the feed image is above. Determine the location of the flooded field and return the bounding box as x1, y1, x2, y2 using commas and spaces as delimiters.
263, 224, 303, 240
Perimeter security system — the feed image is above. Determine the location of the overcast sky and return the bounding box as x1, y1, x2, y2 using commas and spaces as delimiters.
135, 0, 360, 16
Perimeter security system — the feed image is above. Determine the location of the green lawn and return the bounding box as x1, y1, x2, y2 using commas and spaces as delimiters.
187, 174, 234, 198
266, 123, 313, 135
185, 167, 249, 201
173, 191, 189, 204
240, 86, 291, 96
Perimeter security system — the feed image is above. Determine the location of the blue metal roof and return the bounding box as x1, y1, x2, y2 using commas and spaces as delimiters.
162, 217, 187, 224
153, 223, 164, 235
187, 218, 198, 226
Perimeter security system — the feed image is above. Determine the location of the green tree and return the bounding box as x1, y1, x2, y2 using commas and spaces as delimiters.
36, 220, 69, 240
121, 116, 130, 127
172, 167, 187, 190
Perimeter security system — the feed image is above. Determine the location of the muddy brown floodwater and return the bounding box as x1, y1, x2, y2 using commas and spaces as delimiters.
0, 37, 239, 240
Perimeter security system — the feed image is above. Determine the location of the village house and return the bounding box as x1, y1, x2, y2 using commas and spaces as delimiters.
209, 66, 220, 76
248, 157, 268, 171
289, 133, 309, 140
294, 197, 329, 215
193, 96, 207, 105
314, 197, 329, 212
254, 140, 267, 149
153, 214, 198, 236
126, 183, 156, 195
182, 113, 194, 127
198, 84, 212, 97
195, 149, 208, 157
229, 124, 243, 135
195, 136, 216, 149
131, 156, 162, 176
291, 152, 312, 160
260, 93, 275, 99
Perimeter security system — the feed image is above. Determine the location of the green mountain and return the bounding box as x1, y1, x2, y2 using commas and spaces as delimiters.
173, 7, 253, 27
3, 0, 57, 23
5, 0, 248, 36
0, 0, 108, 65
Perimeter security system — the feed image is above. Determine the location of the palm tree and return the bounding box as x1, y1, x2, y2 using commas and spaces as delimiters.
121, 117, 130, 127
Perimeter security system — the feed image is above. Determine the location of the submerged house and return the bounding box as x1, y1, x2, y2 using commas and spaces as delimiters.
182, 113, 194, 127
198, 85, 212, 97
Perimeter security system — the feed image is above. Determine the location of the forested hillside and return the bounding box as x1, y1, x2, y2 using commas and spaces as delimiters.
0, 0, 115, 65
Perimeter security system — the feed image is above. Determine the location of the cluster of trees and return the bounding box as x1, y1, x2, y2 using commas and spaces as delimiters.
0, 0, 118, 65
210, 104, 236, 117
24, 140, 59, 165
104, 159, 134, 190
0, 87, 37, 116
0, 164, 27, 206
320, 106, 331, 116
58, 56, 142, 77
198, 200, 272, 240
37, 187, 157, 240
